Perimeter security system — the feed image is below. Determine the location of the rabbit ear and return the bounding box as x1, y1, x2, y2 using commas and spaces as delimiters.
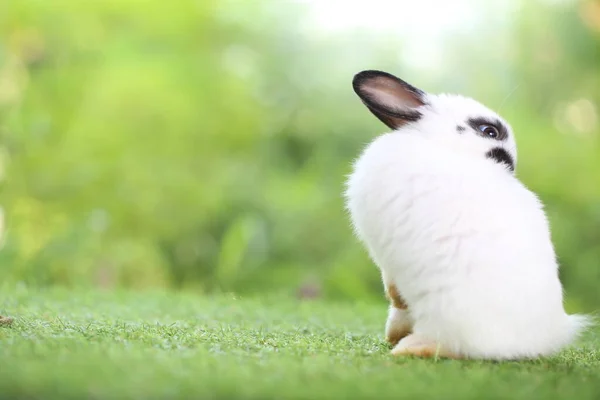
352, 70, 427, 130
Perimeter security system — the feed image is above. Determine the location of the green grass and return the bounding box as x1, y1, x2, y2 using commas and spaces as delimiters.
0, 286, 598, 400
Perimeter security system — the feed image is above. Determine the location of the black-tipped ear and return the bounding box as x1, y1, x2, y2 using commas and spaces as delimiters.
352, 70, 427, 130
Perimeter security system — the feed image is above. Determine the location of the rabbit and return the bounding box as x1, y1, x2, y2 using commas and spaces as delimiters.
344, 70, 590, 360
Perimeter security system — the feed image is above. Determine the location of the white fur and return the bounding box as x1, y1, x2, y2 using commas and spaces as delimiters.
345, 93, 589, 360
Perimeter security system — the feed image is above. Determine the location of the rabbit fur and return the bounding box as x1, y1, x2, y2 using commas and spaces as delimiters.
345, 70, 590, 360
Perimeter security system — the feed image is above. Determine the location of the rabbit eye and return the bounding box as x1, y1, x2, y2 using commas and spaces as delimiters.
478, 124, 499, 138
467, 118, 508, 141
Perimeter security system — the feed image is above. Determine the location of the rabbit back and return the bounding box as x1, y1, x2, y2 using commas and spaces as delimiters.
345, 131, 584, 359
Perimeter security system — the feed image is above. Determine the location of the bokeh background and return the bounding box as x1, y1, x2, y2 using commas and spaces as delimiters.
0, 0, 599, 312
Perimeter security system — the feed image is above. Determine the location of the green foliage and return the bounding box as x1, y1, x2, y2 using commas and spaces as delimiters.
0, 0, 599, 309
1, 287, 600, 399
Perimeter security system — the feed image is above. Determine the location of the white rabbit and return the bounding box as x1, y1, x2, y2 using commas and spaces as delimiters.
345, 70, 590, 360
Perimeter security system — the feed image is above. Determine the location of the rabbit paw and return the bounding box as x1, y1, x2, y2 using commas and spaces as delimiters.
385, 284, 412, 345
385, 307, 412, 345
391, 334, 460, 359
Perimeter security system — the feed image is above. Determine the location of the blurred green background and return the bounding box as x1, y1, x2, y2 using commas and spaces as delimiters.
0, 0, 598, 311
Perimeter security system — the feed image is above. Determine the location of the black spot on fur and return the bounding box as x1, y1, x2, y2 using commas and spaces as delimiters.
467, 117, 509, 141
486, 147, 515, 172
456, 125, 466, 133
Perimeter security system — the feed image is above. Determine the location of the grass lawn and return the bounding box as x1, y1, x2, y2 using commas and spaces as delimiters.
0, 286, 598, 399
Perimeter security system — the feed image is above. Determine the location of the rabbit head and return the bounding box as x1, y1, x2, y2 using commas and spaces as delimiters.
352, 70, 518, 173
